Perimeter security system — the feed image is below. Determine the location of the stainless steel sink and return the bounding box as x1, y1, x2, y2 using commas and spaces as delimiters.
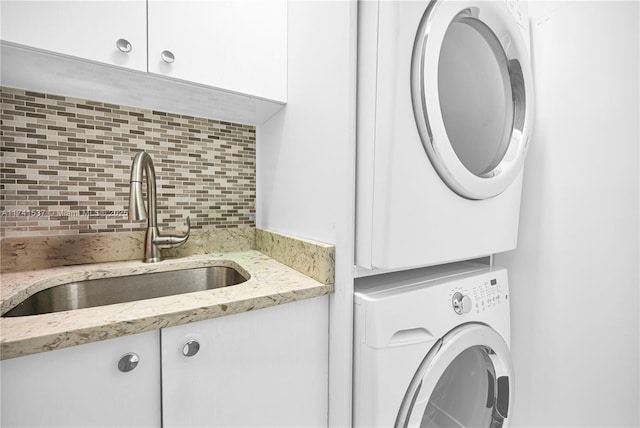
3, 265, 249, 317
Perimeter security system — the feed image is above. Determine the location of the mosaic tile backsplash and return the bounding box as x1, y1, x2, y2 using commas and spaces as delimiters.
0, 87, 256, 237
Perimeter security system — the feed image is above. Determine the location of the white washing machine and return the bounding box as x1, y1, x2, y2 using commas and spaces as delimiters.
353, 262, 514, 427
356, 0, 535, 272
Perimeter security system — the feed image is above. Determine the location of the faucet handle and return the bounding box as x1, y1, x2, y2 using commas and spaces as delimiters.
154, 217, 190, 248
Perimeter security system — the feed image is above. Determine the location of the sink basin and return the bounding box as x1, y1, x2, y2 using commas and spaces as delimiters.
3, 265, 249, 317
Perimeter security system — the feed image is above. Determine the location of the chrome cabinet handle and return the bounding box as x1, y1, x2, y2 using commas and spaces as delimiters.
182, 340, 200, 357
116, 38, 132, 53
118, 353, 140, 372
161, 50, 175, 63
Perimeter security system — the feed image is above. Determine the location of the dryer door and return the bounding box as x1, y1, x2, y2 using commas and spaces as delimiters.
396, 323, 514, 428
412, 0, 533, 200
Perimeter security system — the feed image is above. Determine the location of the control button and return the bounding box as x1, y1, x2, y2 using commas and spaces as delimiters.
452, 292, 472, 315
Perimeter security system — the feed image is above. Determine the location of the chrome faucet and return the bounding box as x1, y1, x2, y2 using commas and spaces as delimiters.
128, 151, 190, 262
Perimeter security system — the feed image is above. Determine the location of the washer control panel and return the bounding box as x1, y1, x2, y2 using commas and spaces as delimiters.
450, 275, 507, 315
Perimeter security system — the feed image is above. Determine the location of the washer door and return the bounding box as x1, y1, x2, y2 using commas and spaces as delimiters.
412, 0, 533, 200
396, 323, 514, 428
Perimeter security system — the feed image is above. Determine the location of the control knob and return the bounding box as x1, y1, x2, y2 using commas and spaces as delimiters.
452, 292, 472, 315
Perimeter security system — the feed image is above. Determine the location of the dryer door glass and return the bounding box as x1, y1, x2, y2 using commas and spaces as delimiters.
411, 1, 534, 200
438, 18, 513, 177
396, 324, 513, 428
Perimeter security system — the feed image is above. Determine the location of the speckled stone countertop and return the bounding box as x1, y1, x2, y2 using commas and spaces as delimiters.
0, 250, 332, 360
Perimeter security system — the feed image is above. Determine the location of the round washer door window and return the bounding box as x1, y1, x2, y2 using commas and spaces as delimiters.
396, 324, 514, 428
411, 1, 534, 200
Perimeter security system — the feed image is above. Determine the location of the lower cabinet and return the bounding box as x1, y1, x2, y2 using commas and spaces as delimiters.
162, 296, 329, 427
1, 297, 329, 428
0, 330, 162, 427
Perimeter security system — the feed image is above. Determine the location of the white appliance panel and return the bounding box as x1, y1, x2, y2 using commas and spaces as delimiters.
353, 263, 513, 427
356, 0, 534, 272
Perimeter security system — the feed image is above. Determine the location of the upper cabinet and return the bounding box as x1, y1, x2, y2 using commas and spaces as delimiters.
148, 1, 287, 101
0, 0, 148, 72
0, 0, 287, 104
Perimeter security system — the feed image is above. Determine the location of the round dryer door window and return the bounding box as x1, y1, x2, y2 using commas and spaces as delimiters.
411, 1, 534, 200
395, 324, 514, 428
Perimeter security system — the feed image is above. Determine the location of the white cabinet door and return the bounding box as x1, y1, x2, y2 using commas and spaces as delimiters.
0, 331, 161, 428
0, 0, 147, 72
147, 0, 287, 102
161, 297, 329, 427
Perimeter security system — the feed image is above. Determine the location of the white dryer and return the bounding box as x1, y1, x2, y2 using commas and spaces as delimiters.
356, 0, 535, 272
353, 262, 514, 427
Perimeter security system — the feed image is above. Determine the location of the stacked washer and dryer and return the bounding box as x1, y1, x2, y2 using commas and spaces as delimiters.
353, 1, 534, 427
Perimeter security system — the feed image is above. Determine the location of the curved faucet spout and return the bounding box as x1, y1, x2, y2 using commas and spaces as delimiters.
128, 151, 190, 262
129, 151, 157, 226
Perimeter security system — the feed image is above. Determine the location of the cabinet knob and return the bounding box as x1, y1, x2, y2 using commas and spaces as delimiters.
182, 340, 200, 357
116, 38, 132, 53
118, 353, 140, 372
161, 50, 175, 64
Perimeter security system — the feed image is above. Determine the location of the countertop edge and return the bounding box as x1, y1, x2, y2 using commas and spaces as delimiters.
0, 250, 333, 360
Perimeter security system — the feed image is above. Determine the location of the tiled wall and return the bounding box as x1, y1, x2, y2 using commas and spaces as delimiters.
0, 87, 256, 237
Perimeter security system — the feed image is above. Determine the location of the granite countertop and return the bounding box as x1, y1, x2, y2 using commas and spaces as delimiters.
0, 250, 332, 360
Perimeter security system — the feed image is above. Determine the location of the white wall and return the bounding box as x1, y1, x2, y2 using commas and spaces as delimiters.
495, 2, 640, 426
256, 1, 357, 426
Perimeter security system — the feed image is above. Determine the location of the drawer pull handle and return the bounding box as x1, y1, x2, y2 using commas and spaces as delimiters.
182, 340, 200, 357
116, 38, 132, 53
118, 353, 140, 372
161, 50, 175, 64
